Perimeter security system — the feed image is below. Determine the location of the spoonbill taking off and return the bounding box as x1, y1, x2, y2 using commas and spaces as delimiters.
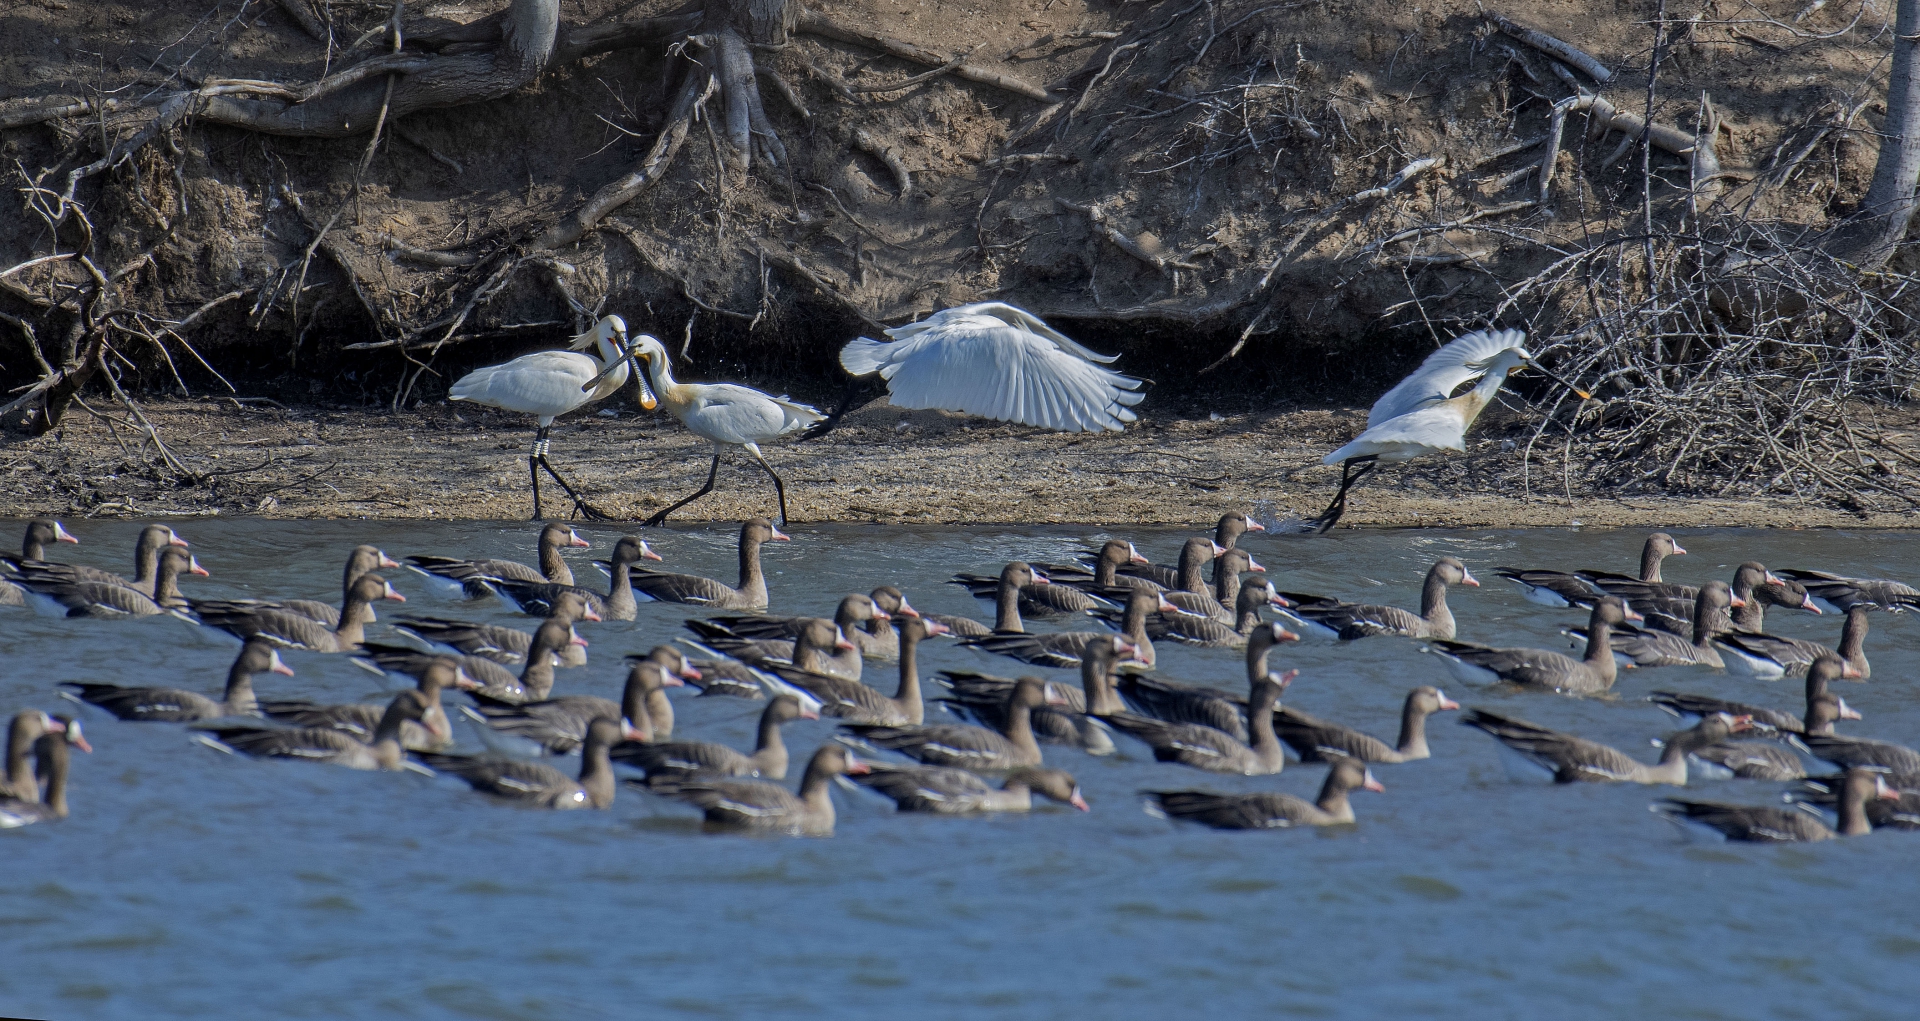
615, 335, 824, 527
801, 302, 1145, 439
449, 315, 654, 521
1307, 328, 1589, 533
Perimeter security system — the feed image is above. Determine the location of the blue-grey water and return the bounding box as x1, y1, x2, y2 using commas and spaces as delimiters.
3, 520, 1918, 1020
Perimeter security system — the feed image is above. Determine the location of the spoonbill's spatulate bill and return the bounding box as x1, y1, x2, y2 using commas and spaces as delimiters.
1309, 328, 1589, 532
449, 315, 652, 521
624, 335, 824, 527
804, 302, 1144, 439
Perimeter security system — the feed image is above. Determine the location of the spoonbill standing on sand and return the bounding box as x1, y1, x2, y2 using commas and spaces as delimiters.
449, 315, 652, 521
1308, 328, 1589, 533
801, 302, 1145, 439
614, 335, 824, 527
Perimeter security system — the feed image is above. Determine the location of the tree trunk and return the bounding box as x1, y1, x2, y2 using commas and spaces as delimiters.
1828, 0, 1920, 270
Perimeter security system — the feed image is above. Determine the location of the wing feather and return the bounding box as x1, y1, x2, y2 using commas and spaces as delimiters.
1367, 328, 1527, 426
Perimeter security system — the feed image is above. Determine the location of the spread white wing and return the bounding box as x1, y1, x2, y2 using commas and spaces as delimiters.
837, 305, 1142, 433
1367, 328, 1528, 426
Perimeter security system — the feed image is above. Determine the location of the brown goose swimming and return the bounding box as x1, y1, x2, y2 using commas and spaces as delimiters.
1275, 686, 1459, 764
1281, 557, 1478, 640
1101, 672, 1292, 776
856, 764, 1088, 814
1777, 568, 1920, 614
1647, 655, 1861, 736
695, 587, 917, 661
3, 523, 183, 599
628, 518, 785, 609
927, 562, 1045, 637
1685, 693, 1858, 782
259, 656, 481, 753
614, 694, 819, 783
1121, 572, 1287, 648
18, 546, 207, 617
936, 634, 1142, 755
649, 744, 869, 836
758, 617, 946, 725
465, 659, 676, 755
1460, 708, 1752, 785
1495, 532, 1686, 607
488, 536, 661, 621
954, 555, 1100, 617
357, 617, 582, 704
1715, 602, 1873, 680
393, 589, 603, 668
1424, 597, 1637, 694
1039, 539, 1153, 595
1566, 583, 1735, 669
1118, 530, 1236, 591
0, 519, 79, 607
193, 690, 431, 770
186, 544, 401, 630
1143, 757, 1384, 830
962, 587, 1176, 668
417, 717, 624, 809
0, 725, 83, 828
192, 573, 403, 651
840, 676, 1067, 770
1113, 623, 1299, 742
1793, 771, 1920, 830
61, 639, 293, 722
404, 522, 591, 597
687, 592, 893, 682
1655, 767, 1897, 842
0, 710, 80, 800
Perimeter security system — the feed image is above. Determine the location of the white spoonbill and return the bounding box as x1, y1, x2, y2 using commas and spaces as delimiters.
618, 335, 824, 526
801, 302, 1145, 439
448, 315, 653, 521
1308, 328, 1588, 532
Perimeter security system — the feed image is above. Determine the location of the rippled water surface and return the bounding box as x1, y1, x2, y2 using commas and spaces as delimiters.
4, 520, 1920, 1020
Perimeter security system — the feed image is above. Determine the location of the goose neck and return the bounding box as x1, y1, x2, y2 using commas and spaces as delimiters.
223, 662, 261, 716
1396, 697, 1432, 758
538, 540, 575, 587
893, 628, 924, 723
994, 579, 1025, 632
34, 736, 68, 818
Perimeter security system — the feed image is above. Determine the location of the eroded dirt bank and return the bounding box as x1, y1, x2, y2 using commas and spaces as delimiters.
3, 397, 1910, 528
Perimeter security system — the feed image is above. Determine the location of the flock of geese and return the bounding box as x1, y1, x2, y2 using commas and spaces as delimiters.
2, 515, 1915, 842
441, 307, 1577, 532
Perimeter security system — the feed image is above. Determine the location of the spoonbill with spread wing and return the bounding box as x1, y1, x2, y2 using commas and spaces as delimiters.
801, 302, 1145, 439
1308, 328, 1588, 532
449, 315, 652, 521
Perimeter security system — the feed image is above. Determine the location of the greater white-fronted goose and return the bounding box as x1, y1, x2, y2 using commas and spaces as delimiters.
1101, 672, 1291, 776
1281, 557, 1477, 641
1777, 568, 1920, 614
962, 587, 1175, 668
1040, 539, 1153, 594
417, 717, 623, 809
193, 689, 430, 770
1638, 576, 1815, 636
1589, 562, 1781, 630
185, 544, 401, 631
629, 518, 785, 609
675, 649, 769, 699
1424, 597, 1636, 694
404, 522, 590, 597
3, 523, 183, 598
0, 710, 75, 800
954, 557, 1099, 616
0, 726, 80, 828
1682, 693, 1858, 781
857, 764, 1088, 814
259, 656, 481, 753
1116, 530, 1235, 590
193, 573, 403, 651
1143, 757, 1383, 830
614, 695, 819, 783
489, 536, 660, 621
687, 592, 893, 682
1793, 771, 1920, 830
649, 744, 868, 836
1565, 584, 1733, 669
0, 519, 79, 606
18, 546, 207, 617
617, 646, 703, 737
1276, 686, 1459, 764
927, 562, 1045, 637
392, 590, 602, 668
1655, 767, 1897, 842
1647, 656, 1860, 736
1495, 532, 1685, 607
935, 635, 1141, 754
61, 638, 292, 722
1114, 624, 1299, 742
758, 617, 946, 725
466, 660, 675, 755
1094, 547, 1263, 626
694, 587, 917, 661
840, 676, 1067, 770
1123, 574, 1288, 648
1460, 708, 1752, 785
1714, 603, 1873, 680
694, 615, 852, 676
358, 618, 581, 704
1798, 729, 1920, 775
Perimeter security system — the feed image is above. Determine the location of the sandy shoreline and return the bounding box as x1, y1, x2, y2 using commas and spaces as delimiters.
0, 397, 1905, 528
